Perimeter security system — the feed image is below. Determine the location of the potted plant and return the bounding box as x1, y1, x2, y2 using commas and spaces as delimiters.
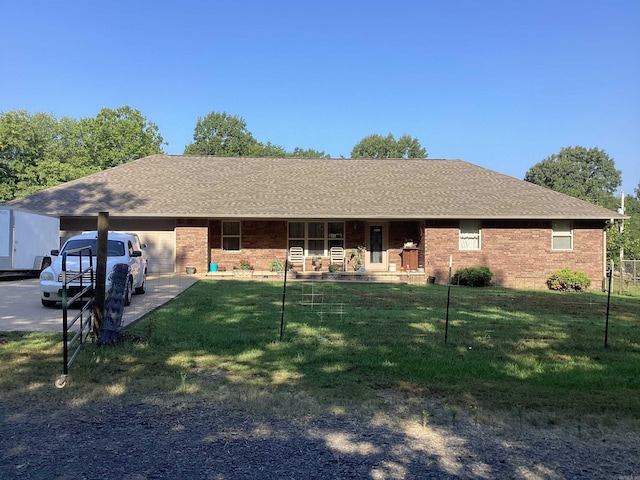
269, 259, 295, 278
324, 262, 341, 280
233, 260, 254, 277
348, 246, 366, 271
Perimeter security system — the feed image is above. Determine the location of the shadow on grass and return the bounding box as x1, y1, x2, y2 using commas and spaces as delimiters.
79, 280, 640, 417
1, 280, 638, 419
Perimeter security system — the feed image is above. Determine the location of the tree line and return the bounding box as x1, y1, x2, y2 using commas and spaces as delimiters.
1, 106, 637, 259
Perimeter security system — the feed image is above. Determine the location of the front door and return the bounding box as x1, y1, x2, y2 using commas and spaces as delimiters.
366, 223, 387, 271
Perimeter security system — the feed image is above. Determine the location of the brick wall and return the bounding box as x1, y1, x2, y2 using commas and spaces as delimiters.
424, 220, 606, 289
209, 220, 288, 272
175, 220, 209, 273
178, 218, 606, 289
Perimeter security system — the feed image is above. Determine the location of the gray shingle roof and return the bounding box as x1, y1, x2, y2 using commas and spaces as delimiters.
6, 155, 624, 220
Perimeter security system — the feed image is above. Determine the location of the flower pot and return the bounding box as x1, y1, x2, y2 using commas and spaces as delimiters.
233, 269, 254, 277
185, 266, 196, 274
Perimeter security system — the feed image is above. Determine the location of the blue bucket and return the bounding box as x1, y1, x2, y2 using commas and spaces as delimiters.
209, 263, 218, 272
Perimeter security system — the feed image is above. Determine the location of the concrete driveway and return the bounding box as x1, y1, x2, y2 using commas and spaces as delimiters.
0, 273, 202, 332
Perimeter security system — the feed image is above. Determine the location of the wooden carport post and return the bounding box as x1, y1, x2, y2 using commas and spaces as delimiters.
93, 212, 109, 335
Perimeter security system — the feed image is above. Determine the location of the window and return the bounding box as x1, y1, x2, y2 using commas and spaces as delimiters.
328, 222, 344, 249
459, 220, 481, 250
552, 220, 572, 250
288, 221, 344, 256
288, 222, 305, 250
222, 221, 241, 251
307, 222, 324, 256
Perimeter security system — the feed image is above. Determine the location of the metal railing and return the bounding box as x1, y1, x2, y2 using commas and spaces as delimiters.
55, 246, 95, 388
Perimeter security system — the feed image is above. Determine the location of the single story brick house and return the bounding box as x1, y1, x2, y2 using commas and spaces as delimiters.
4, 154, 625, 288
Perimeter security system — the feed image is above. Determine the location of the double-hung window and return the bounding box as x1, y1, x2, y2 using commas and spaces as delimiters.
459, 220, 481, 250
307, 222, 325, 256
288, 221, 344, 256
222, 221, 241, 251
552, 220, 572, 250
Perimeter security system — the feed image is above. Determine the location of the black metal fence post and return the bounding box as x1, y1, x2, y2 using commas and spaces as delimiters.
279, 258, 288, 341
445, 256, 452, 344
605, 260, 613, 348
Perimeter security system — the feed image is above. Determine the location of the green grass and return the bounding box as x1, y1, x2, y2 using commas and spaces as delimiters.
1, 280, 639, 423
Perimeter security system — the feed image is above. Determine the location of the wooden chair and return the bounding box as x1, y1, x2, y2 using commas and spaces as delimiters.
288, 246, 305, 272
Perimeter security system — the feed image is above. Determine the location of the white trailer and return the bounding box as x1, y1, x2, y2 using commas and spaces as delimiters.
0, 206, 60, 275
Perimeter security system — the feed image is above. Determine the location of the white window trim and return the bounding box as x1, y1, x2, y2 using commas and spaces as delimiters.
222, 221, 241, 252
551, 220, 573, 251
459, 220, 481, 251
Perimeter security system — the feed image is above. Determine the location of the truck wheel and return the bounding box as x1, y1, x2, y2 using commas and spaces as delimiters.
135, 272, 146, 294
42, 299, 57, 308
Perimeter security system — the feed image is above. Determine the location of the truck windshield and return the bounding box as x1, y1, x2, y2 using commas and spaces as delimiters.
62, 239, 125, 257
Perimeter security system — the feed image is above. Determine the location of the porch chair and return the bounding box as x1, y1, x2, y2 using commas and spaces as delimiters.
288, 246, 305, 272
330, 246, 345, 271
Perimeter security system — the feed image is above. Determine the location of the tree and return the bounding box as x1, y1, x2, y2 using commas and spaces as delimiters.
0, 110, 91, 201
184, 111, 258, 156
607, 192, 640, 261
250, 141, 288, 157
0, 107, 165, 202
76, 106, 165, 170
288, 147, 330, 158
524, 146, 621, 208
350, 133, 427, 159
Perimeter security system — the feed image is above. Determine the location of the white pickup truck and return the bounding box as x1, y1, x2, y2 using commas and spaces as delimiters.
39, 231, 148, 307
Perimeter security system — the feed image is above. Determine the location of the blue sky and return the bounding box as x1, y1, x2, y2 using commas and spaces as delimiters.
2, 0, 638, 197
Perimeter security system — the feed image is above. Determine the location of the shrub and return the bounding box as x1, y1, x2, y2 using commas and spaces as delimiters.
546, 268, 591, 292
452, 266, 493, 287
269, 259, 284, 272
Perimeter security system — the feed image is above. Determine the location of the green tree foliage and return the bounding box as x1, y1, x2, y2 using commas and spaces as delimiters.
0, 111, 92, 201
350, 133, 427, 159
76, 106, 165, 170
184, 111, 259, 156
0, 106, 164, 202
184, 110, 332, 159
288, 147, 330, 158
250, 141, 288, 157
524, 146, 621, 208
608, 191, 640, 261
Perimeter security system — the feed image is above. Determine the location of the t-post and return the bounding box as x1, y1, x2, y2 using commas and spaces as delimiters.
279, 258, 288, 341
605, 260, 613, 348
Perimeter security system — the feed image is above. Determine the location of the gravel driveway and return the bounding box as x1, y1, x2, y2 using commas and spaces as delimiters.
1, 393, 638, 480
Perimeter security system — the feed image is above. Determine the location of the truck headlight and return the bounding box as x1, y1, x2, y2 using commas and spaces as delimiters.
40, 271, 54, 281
